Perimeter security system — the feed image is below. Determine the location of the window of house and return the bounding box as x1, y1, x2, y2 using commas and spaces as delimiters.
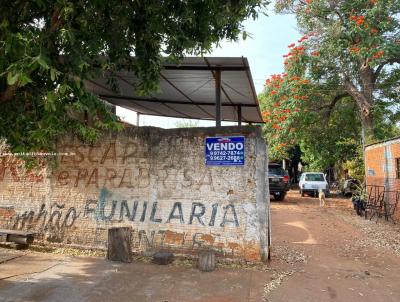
396, 158, 400, 179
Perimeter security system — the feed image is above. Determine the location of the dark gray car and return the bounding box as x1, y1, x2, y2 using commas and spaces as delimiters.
268, 163, 290, 201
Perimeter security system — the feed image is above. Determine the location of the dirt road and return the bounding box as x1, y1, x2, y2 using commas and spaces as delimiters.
266, 190, 400, 302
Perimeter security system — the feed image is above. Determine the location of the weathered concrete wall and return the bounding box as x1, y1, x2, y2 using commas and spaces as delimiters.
365, 138, 400, 221
0, 126, 269, 262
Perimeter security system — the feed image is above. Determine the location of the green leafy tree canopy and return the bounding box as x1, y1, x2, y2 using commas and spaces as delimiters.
260, 0, 400, 172
174, 119, 201, 128
0, 0, 267, 154
275, 0, 400, 140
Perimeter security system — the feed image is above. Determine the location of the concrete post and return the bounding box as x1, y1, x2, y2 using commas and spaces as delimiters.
215, 69, 221, 127
255, 134, 269, 262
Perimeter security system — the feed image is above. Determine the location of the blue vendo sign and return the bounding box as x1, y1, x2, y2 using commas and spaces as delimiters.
205, 136, 245, 166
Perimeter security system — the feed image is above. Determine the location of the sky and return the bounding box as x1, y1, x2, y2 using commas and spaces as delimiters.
117, 9, 301, 128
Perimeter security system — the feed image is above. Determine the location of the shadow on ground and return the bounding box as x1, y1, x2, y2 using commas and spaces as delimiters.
0, 249, 271, 302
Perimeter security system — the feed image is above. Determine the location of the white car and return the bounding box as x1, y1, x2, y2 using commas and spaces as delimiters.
299, 172, 329, 197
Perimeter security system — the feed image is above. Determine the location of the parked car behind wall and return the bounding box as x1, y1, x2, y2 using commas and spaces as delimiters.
299, 172, 329, 197
268, 163, 290, 201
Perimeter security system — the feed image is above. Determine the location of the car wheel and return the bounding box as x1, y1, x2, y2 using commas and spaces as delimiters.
274, 193, 285, 201
300, 190, 304, 197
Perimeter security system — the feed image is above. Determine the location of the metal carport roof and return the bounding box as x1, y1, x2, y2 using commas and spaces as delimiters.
85, 57, 264, 124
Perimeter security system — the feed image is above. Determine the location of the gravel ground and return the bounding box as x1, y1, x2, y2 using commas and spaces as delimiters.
271, 244, 308, 265
329, 197, 400, 256
263, 269, 295, 301
262, 244, 308, 301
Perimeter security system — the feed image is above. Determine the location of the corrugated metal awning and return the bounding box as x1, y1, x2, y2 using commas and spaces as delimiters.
85, 57, 263, 123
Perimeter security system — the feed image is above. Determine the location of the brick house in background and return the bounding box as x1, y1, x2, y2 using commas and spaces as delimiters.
365, 136, 400, 191
365, 136, 400, 221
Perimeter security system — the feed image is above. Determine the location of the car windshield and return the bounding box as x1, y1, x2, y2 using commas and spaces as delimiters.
268, 166, 285, 176
305, 174, 324, 181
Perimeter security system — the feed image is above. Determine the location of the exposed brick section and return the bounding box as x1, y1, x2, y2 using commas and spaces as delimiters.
0, 126, 269, 262
365, 138, 400, 221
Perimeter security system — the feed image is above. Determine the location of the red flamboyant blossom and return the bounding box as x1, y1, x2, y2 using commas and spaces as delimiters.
349, 15, 365, 26
373, 50, 385, 59
350, 46, 360, 53
298, 36, 308, 43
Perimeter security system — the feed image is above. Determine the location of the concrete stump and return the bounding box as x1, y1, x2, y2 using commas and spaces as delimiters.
107, 227, 132, 263
198, 250, 216, 272
9, 243, 29, 250
153, 252, 174, 265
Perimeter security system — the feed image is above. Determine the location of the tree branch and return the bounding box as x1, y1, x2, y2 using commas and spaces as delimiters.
0, 85, 17, 104
343, 78, 372, 118
314, 92, 348, 110
374, 58, 400, 82
313, 92, 349, 121
50, 8, 63, 33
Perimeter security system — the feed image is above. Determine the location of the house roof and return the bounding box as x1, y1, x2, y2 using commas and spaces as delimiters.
365, 136, 400, 149
84, 57, 264, 123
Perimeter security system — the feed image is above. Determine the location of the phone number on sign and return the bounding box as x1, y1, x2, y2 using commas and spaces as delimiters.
208, 150, 244, 156
208, 156, 243, 161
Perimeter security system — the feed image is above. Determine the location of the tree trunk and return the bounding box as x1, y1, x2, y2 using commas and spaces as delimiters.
0, 84, 16, 104
343, 79, 375, 141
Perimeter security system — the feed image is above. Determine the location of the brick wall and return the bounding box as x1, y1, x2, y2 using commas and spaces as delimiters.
0, 126, 269, 262
365, 137, 400, 220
